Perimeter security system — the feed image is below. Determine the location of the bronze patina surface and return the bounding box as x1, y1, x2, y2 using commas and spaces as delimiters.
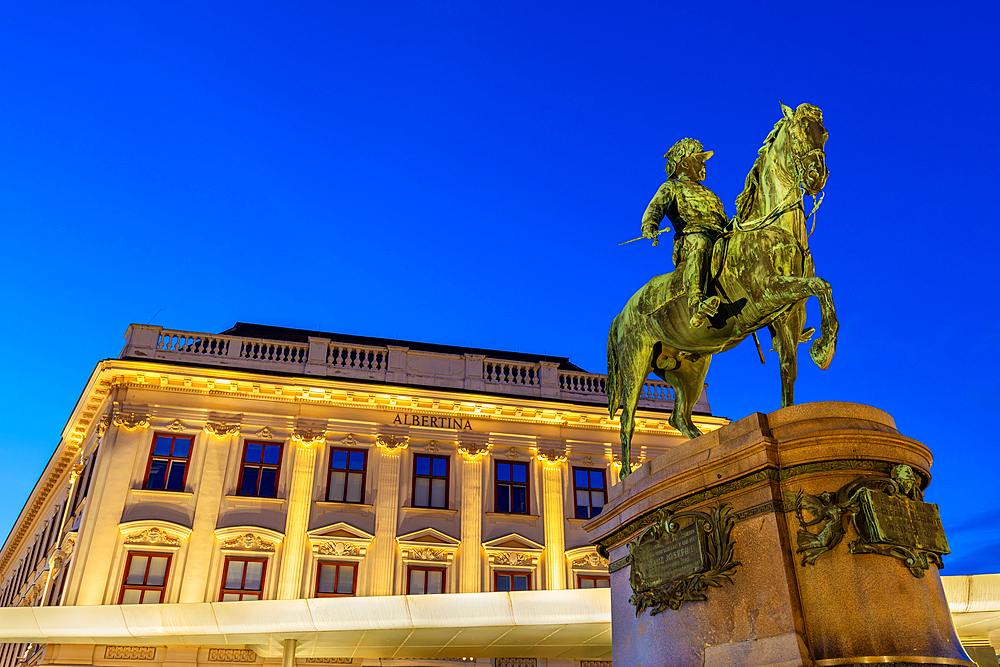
608, 102, 835, 478
585, 402, 974, 667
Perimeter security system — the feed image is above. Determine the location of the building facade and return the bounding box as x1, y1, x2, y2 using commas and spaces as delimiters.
0, 323, 725, 667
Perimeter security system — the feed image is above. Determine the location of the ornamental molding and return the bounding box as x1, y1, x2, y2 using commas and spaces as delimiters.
113, 412, 150, 432
104, 647, 155, 660
124, 528, 181, 547
397, 527, 461, 563
341, 434, 358, 447
292, 429, 326, 447
424, 440, 440, 453
458, 443, 489, 459
97, 414, 111, 440
376, 434, 409, 452
582, 455, 596, 468
491, 551, 532, 566
504, 447, 519, 460
207, 649, 257, 663
204, 422, 241, 439
410, 547, 450, 561
167, 419, 185, 432
613, 455, 643, 469
315, 541, 360, 557
538, 449, 567, 466
61, 533, 77, 557
255, 426, 274, 439
571, 552, 610, 569
69, 463, 84, 485
220, 533, 276, 552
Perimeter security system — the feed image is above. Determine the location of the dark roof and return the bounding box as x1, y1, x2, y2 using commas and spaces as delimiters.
221, 323, 588, 373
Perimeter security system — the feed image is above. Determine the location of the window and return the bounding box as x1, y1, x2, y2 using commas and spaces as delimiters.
495, 461, 529, 514
220, 557, 267, 601
238, 441, 282, 497
573, 467, 607, 519
495, 571, 531, 592
144, 434, 193, 491
118, 552, 171, 604
407, 566, 445, 594
412, 455, 448, 509
327, 448, 367, 503
578, 575, 610, 589
315, 562, 357, 597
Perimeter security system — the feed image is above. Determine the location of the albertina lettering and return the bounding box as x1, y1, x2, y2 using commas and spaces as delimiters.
393, 414, 473, 430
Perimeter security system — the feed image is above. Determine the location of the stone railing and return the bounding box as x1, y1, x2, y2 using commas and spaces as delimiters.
121, 324, 708, 413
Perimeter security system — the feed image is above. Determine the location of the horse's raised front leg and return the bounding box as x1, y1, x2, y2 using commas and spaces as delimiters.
760, 275, 838, 370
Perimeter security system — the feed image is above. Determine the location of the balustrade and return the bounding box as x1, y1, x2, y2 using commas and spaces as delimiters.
157, 332, 230, 357
484, 360, 539, 387
238, 340, 308, 364
327, 344, 386, 372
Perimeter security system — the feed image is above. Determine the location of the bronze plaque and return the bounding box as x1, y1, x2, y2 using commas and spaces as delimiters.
632, 521, 708, 588
856, 489, 950, 554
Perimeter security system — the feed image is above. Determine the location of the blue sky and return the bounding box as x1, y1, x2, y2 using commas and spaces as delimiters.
0, 1, 997, 574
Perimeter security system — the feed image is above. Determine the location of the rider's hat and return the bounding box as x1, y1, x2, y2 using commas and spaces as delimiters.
664, 138, 713, 178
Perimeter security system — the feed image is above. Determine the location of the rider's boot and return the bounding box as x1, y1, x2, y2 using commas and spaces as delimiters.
688, 292, 721, 328
682, 235, 720, 328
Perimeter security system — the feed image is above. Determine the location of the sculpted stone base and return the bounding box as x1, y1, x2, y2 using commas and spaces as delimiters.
586, 402, 973, 667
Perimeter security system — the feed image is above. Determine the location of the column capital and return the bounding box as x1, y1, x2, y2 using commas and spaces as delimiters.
376, 433, 409, 452
291, 429, 326, 448
459, 443, 489, 459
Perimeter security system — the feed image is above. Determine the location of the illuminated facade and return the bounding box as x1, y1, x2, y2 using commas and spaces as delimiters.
0, 323, 725, 667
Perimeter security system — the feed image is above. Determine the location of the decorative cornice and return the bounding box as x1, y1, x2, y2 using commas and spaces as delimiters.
292, 429, 326, 447
124, 527, 181, 547
204, 422, 241, 439
113, 413, 150, 432
458, 443, 489, 459
220, 533, 275, 552
492, 551, 533, 566
68, 463, 84, 485
105, 647, 155, 660
208, 649, 257, 663
97, 414, 111, 440
376, 434, 409, 452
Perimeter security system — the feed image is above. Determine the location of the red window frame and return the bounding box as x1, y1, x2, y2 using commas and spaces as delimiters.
117, 551, 172, 604
315, 561, 358, 597
143, 433, 193, 492
572, 467, 608, 519
411, 454, 449, 509
577, 575, 610, 589
219, 556, 268, 601
406, 566, 447, 594
494, 460, 530, 514
236, 441, 283, 498
494, 570, 532, 592
327, 448, 368, 503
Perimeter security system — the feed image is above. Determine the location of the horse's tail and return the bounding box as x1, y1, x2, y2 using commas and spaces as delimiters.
607, 317, 622, 419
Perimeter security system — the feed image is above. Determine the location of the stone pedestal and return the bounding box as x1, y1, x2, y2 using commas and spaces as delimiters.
585, 402, 973, 667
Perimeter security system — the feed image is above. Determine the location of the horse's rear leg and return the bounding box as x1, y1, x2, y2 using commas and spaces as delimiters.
617, 344, 654, 479
662, 354, 712, 439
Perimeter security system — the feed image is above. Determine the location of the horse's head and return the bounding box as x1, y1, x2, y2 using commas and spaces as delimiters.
780, 102, 828, 196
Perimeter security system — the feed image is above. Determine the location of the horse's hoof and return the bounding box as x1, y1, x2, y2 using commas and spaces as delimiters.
810, 337, 835, 370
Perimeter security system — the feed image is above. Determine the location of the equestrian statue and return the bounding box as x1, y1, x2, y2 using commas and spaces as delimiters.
608, 101, 836, 478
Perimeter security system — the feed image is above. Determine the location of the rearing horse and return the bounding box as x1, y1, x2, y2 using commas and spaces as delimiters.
607, 102, 837, 478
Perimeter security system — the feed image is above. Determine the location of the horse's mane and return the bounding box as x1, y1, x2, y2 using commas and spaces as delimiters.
734, 118, 787, 223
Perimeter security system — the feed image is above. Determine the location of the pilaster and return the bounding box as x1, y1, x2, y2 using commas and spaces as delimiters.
275, 429, 323, 599
369, 432, 408, 596
458, 443, 487, 593
538, 442, 568, 590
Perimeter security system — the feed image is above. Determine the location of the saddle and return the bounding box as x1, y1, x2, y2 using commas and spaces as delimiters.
635, 237, 730, 316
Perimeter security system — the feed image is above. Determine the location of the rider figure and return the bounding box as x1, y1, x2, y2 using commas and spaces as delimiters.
641, 138, 727, 328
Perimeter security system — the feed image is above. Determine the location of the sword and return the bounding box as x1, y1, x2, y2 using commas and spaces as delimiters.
619, 227, 669, 247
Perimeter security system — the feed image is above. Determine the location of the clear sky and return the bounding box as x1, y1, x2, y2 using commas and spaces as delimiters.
1, 2, 997, 574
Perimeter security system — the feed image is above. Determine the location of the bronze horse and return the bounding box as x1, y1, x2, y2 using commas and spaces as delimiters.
607, 102, 836, 477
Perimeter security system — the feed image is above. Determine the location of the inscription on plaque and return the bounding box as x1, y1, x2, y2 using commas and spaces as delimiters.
855, 489, 950, 554
632, 521, 707, 587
